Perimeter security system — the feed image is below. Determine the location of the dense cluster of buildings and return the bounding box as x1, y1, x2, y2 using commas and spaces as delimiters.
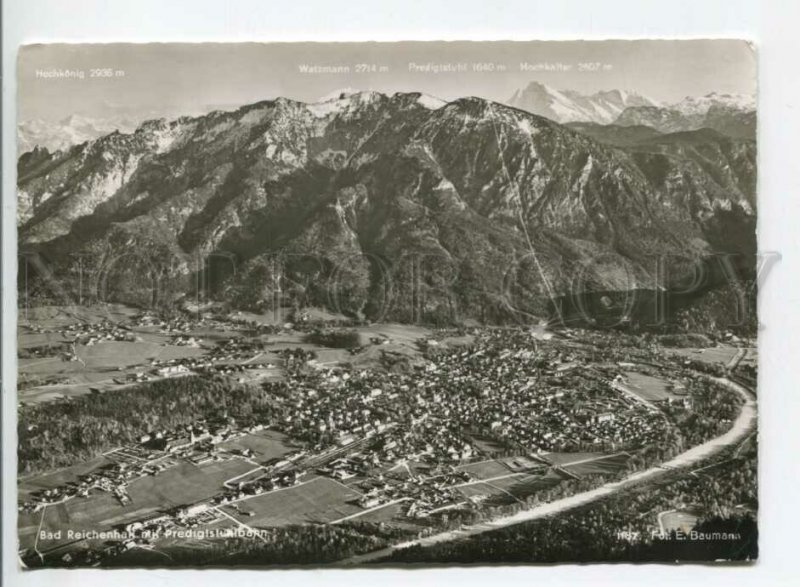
23, 319, 723, 565
59, 320, 138, 346
268, 330, 668, 468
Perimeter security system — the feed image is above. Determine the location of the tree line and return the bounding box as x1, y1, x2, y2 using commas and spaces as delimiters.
18, 375, 275, 475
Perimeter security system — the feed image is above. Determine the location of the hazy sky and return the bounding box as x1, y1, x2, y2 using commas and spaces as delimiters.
18, 40, 756, 122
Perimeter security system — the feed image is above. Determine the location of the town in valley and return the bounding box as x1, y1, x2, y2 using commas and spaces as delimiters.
17, 301, 757, 566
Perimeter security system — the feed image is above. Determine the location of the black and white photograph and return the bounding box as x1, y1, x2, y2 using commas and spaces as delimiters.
12, 38, 761, 568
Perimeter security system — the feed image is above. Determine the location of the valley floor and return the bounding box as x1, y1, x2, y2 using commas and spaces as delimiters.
15, 304, 757, 567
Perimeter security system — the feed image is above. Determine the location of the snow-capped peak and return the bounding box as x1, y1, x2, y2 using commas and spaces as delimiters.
306, 90, 382, 118
316, 87, 360, 102
18, 114, 139, 154
672, 92, 755, 115
415, 93, 446, 110
508, 81, 659, 124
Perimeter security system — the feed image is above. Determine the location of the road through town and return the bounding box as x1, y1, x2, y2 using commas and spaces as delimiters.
339, 375, 756, 564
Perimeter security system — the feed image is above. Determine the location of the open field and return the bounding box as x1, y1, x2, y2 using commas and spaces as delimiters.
225, 477, 363, 527
79, 341, 206, 368
17, 305, 435, 408
621, 371, 678, 402
17, 332, 72, 349
469, 436, 510, 457
456, 459, 513, 479
18, 455, 115, 499
457, 481, 515, 501
346, 501, 407, 524
340, 502, 432, 535
19, 340, 206, 375
358, 323, 431, 345
18, 304, 140, 327
493, 472, 563, 500
543, 452, 609, 466
225, 306, 349, 327
500, 455, 547, 472
454, 453, 628, 503
217, 430, 298, 462
19, 458, 255, 552
562, 452, 630, 476
17, 383, 131, 404
18, 338, 209, 404
665, 345, 743, 366
345, 324, 431, 370
128, 459, 255, 508
311, 348, 353, 366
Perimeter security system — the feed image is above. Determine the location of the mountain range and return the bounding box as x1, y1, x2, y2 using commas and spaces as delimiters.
507, 82, 756, 140
18, 115, 140, 155
507, 82, 658, 125
17, 91, 756, 325
17, 102, 245, 154
614, 92, 756, 139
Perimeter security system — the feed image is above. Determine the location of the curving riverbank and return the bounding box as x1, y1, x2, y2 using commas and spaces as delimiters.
340, 375, 756, 564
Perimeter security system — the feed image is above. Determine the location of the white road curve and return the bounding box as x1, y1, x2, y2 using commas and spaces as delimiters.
340, 375, 756, 564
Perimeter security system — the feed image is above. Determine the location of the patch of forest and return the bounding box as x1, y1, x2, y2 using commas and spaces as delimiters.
18, 375, 275, 475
